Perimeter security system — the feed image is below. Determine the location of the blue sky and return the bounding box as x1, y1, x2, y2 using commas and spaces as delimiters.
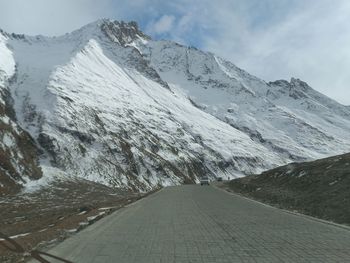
0, 0, 349, 105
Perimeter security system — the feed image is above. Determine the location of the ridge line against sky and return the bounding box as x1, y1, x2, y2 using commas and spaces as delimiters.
0, 0, 349, 105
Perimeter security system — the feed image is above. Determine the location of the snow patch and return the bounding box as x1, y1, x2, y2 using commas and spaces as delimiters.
2, 133, 16, 148
329, 180, 338, 186
0, 232, 30, 241
0, 33, 16, 82
297, 171, 307, 178
22, 165, 70, 193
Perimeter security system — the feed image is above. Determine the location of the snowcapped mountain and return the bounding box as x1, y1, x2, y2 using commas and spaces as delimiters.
1, 19, 350, 193
139, 41, 350, 160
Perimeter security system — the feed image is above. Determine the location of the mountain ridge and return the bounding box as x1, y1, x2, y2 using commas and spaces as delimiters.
1, 20, 349, 194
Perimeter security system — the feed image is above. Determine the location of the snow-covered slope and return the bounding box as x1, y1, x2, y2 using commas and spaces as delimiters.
0, 31, 42, 195
139, 40, 350, 160
1, 20, 350, 192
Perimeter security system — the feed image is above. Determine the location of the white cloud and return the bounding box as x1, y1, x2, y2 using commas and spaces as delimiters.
0, 0, 116, 36
147, 15, 175, 35
200, 0, 350, 105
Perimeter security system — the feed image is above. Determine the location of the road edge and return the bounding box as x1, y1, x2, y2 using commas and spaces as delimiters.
27, 187, 164, 263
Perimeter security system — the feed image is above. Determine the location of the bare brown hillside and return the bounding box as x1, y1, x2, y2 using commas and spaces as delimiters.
223, 153, 350, 225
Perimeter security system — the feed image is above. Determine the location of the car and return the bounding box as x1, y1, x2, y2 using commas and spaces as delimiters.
217, 177, 223, 182
200, 176, 210, 185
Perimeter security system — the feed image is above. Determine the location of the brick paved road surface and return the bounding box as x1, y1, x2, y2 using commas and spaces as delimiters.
39, 185, 350, 263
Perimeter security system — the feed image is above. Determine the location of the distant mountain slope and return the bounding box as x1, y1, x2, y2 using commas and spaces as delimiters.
225, 152, 350, 225
139, 40, 350, 160
1, 19, 350, 193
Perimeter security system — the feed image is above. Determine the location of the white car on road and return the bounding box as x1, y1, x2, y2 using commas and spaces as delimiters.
200, 176, 210, 185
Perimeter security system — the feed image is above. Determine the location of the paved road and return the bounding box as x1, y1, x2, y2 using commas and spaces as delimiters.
40, 185, 350, 263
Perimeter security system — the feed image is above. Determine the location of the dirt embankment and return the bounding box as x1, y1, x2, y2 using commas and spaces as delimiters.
0, 178, 156, 263
223, 153, 350, 226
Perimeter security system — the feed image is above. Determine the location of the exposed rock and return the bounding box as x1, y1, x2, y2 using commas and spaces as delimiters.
0, 86, 42, 195
101, 20, 151, 46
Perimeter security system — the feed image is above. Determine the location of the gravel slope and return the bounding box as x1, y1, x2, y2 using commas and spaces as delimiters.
224, 152, 350, 225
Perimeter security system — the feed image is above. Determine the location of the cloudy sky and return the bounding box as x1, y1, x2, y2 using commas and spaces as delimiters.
0, 0, 349, 105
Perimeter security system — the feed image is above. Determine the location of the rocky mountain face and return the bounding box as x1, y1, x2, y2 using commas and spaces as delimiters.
0, 89, 42, 196
0, 33, 42, 195
1, 19, 350, 194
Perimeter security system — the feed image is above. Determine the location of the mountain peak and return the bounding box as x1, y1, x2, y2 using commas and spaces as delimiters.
99, 19, 151, 45
0, 28, 10, 39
